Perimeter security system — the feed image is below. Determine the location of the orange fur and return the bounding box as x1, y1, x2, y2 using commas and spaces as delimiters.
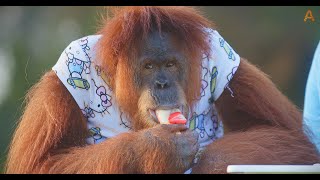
6, 72, 182, 173
192, 59, 320, 173
5, 72, 87, 173
96, 6, 212, 119
5, 7, 319, 174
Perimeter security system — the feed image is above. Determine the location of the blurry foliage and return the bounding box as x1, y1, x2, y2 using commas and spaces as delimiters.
0, 6, 319, 173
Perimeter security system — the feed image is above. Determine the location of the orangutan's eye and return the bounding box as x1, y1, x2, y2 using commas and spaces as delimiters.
166, 62, 175, 68
145, 63, 153, 69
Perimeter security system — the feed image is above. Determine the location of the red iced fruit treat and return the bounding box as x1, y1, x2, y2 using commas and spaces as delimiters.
168, 111, 187, 124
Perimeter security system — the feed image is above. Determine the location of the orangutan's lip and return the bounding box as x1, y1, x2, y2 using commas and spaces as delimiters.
148, 109, 159, 123
155, 105, 180, 110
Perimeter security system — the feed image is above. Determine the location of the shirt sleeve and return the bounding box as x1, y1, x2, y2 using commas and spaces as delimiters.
205, 29, 241, 102
51, 36, 99, 117
303, 41, 320, 152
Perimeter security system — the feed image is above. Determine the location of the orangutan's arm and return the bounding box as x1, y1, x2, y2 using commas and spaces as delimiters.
192, 59, 319, 173
5, 71, 190, 174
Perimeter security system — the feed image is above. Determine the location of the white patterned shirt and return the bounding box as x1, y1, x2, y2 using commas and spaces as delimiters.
52, 29, 240, 173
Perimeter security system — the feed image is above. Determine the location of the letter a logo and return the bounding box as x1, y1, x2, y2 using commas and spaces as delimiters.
304, 10, 315, 22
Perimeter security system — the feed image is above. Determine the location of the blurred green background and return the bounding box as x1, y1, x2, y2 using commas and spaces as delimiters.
0, 6, 319, 173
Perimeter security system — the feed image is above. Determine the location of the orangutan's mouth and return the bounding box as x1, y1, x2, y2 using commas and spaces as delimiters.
148, 105, 185, 123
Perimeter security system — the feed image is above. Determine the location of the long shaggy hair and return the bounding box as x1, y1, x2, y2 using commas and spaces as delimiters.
95, 6, 213, 121
6, 6, 319, 174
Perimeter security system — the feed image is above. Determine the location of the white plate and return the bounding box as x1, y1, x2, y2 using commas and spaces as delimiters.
227, 164, 320, 174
